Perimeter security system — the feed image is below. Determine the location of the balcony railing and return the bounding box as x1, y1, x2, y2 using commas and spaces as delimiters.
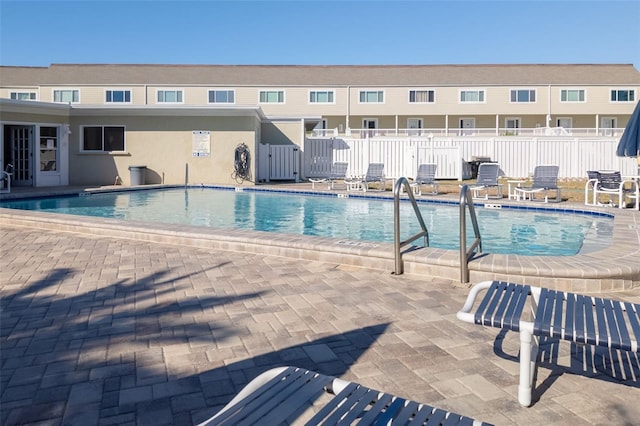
309, 127, 625, 138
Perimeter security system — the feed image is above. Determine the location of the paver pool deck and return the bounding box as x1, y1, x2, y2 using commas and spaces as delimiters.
1, 184, 640, 425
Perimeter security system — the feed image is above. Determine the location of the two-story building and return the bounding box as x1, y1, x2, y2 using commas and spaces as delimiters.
1, 63, 639, 188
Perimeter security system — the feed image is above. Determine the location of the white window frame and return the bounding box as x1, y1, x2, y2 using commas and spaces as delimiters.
408, 89, 435, 104
509, 88, 536, 103
308, 89, 335, 104
52, 89, 80, 103
610, 88, 636, 103
358, 90, 384, 104
156, 89, 184, 104
259, 90, 285, 104
459, 89, 485, 103
560, 88, 586, 103
208, 89, 235, 104
105, 89, 132, 104
10, 91, 37, 101
80, 125, 126, 153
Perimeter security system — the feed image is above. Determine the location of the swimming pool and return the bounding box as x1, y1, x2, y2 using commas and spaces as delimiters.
0, 187, 613, 256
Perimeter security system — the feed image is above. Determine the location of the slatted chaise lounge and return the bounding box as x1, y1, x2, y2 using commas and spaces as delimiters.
198, 366, 490, 425
410, 163, 439, 195
514, 164, 561, 203
457, 280, 640, 407
309, 162, 349, 190
468, 163, 502, 200
346, 163, 387, 192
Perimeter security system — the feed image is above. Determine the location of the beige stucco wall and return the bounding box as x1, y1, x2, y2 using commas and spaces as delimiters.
261, 120, 303, 146
68, 114, 260, 186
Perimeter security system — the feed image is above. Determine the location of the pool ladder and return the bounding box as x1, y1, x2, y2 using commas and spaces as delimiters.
459, 185, 482, 283
393, 177, 429, 275
392, 180, 482, 283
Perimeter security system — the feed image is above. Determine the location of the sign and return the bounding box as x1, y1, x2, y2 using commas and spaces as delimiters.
192, 131, 211, 157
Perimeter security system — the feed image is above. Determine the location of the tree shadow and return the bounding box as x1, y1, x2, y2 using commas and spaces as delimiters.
1, 265, 265, 425
1, 266, 390, 425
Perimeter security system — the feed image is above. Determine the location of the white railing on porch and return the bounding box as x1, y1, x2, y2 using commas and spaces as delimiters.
310, 127, 626, 139
302, 136, 637, 181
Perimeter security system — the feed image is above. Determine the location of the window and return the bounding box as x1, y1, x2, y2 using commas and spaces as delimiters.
105, 90, 131, 103
309, 90, 334, 104
10, 91, 36, 101
359, 90, 384, 103
208, 90, 235, 103
409, 90, 435, 103
460, 90, 485, 103
53, 89, 79, 103
39, 127, 58, 172
82, 126, 125, 152
611, 89, 635, 102
560, 89, 585, 102
259, 90, 285, 103
157, 90, 183, 103
510, 89, 536, 103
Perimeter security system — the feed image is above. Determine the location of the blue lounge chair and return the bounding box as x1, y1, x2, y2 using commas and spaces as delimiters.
346, 163, 386, 192
198, 366, 490, 425
515, 165, 561, 202
410, 163, 438, 195
469, 163, 502, 200
309, 162, 349, 190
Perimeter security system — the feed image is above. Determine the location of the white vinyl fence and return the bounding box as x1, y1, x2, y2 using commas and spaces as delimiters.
302, 136, 638, 180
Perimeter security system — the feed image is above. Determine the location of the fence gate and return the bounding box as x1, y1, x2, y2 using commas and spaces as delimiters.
258, 144, 299, 182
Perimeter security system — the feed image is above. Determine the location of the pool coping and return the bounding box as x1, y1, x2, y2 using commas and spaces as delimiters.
1, 183, 639, 293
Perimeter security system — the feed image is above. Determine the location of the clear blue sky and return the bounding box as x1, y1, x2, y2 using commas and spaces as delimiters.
1, 0, 639, 69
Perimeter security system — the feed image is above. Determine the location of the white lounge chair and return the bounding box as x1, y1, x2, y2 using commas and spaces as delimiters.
410, 163, 438, 195
346, 163, 386, 192
514, 165, 561, 203
469, 163, 502, 199
585, 170, 638, 209
198, 366, 489, 425
309, 162, 349, 190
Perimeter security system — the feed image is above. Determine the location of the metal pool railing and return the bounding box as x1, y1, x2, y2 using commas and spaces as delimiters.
459, 185, 482, 283
393, 177, 429, 275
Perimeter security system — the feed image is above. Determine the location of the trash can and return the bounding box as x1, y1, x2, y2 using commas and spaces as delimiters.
128, 165, 147, 185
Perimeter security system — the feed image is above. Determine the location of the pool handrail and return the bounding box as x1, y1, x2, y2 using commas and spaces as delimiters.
393, 177, 429, 275
460, 184, 482, 283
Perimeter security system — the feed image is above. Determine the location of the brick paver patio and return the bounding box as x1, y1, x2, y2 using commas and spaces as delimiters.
2, 226, 640, 425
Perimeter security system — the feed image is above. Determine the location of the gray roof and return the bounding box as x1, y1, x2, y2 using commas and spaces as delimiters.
2, 63, 640, 86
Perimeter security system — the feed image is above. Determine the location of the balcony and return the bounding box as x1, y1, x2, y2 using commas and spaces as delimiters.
310, 127, 625, 138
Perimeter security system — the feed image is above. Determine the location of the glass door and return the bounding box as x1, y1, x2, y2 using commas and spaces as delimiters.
5, 125, 33, 186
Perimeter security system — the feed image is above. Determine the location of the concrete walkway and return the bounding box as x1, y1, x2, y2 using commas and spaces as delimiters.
2, 224, 640, 425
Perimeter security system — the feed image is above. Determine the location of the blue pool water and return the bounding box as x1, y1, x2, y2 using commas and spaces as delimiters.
0, 188, 613, 256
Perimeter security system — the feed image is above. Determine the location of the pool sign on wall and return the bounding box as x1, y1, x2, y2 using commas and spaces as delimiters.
192, 131, 211, 157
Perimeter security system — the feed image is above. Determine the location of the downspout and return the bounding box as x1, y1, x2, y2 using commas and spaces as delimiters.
547, 85, 552, 127
346, 85, 350, 133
